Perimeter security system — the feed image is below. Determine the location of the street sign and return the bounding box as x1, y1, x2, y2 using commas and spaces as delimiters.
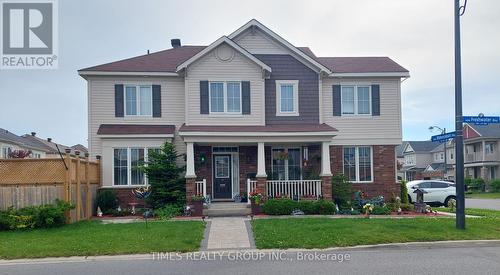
463, 115, 500, 125
431, 131, 456, 143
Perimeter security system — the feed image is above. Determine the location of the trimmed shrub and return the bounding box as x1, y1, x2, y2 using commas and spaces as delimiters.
400, 203, 413, 212
400, 180, 409, 204
0, 200, 74, 231
155, 205, 183, 220
372, 205, 392, 215
262, 199, 336, 215
490, 179, 500, 192
95, 190, 118, 214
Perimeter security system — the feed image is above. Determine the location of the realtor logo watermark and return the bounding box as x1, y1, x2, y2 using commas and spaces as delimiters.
1, 0, 58, 69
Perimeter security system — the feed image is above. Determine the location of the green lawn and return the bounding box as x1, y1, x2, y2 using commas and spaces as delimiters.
0, 220, 205, 259
465, 192, 500, 199
251, 217, 500, 249
438, 207, 500, 218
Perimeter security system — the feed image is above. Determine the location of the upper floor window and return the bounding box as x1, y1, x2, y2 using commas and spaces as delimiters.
341, 85, 371, 115
276, 80, 299, 116
486, 142, 495, 154
404, 154, 415, 165
125, 85, 152, 116
209, 82, 241, 114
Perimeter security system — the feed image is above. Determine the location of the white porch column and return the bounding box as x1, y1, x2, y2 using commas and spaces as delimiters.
320, 141, 332, 176
256, 142, 267, 177
186, 142, 196, 178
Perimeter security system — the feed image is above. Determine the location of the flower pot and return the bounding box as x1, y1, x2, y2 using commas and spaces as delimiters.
192, 200, 203, 216
251, 201, 262, 215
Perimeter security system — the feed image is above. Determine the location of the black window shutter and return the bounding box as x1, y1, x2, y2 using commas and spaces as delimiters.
371, 84, 380, 116
152, 85, 161, 117
200, 81, 209, 114
332, 85, 341, 116
242, 81, 251, 115
115, 84, 124, 117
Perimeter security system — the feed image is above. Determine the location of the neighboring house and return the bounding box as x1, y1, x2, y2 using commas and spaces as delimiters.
401, 141, 438, 181
79, 19, 409, 205
0, 129, 51, 158
462, 123, 500, 181
395, 141, 408, 180
22, 132, 88, 157
424, 141, 455, 180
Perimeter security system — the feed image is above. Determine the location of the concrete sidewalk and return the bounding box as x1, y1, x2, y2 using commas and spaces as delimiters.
205, 217, 253, 250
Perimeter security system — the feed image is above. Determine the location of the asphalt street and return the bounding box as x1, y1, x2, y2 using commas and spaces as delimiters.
465, 198, 500, 210
1, 242, 499, 275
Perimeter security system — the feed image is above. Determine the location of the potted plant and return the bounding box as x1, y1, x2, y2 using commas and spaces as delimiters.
191, 195, 205, 216
249, 192, 264, 215
363, 203, 373, 218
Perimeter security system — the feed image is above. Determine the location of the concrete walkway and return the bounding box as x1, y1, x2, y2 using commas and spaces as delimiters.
206, 217, 252, 250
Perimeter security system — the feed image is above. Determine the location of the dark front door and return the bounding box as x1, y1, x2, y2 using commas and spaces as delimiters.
213, 154, 232, 199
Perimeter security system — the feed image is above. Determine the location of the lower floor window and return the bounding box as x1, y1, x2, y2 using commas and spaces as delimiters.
271, 147, 301, 180
113, 147, 159, 186
343, 146, 373, 182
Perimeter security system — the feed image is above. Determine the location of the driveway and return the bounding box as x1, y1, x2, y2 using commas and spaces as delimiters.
466, 198, 500, 210
1, 242, 499, 275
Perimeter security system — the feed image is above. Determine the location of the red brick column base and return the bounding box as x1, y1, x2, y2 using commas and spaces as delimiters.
186, 178, 196, 204
321, 176, 332, 201
256, 177, 267, 195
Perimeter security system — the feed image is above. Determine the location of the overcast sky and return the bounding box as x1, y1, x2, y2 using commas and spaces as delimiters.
0, 0, 499, 147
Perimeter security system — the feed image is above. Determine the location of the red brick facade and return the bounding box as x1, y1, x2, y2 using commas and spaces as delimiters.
330, 145, 400, 200
99, 187, 145, 209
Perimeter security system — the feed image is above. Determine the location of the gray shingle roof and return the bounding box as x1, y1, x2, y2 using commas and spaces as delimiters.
470, 124, 500, 138
406, 141, 439, 153
0, 128, 53, 152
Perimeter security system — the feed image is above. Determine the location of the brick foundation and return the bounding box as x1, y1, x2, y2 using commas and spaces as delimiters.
186, 178, 196, 204
98, 188, 145, 209
330, 145, 400, 200
239, 146, 258, 197
321, 176, 332, 200
256, 176, 267, 194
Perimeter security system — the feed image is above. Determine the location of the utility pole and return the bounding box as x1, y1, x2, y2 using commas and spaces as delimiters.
454, 0, 466, 229
443, 128, 447, 179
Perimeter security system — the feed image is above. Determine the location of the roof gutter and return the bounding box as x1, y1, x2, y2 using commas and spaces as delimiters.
329, 72, 410, 78
78, 71, 180, 78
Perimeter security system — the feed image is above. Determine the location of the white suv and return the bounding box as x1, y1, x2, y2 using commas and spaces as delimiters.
406, 180, 456, 206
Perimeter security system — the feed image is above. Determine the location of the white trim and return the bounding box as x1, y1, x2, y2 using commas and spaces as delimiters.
275, 80, 299, 116
340, 85, 372, 116
329, 72, 410, 77
228, 19, 332, 74
176, 36, 272, 72
342, 146, 374, 183
78, 71, 179, 77
208, 81, 243, 115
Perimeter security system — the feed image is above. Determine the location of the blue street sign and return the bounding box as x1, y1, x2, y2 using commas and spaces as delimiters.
431, 132, 456, 143
463, 115, 500, 125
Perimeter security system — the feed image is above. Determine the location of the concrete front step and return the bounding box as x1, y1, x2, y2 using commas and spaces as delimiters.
204, 202, 251, 217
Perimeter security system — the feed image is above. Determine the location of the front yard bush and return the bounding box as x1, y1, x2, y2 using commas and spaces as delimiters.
95, 189, 118, 214
372, 205, 392, 215
331, 174, 353, 209
262, 199, 336, 215
0, 200, 74, 231
490, 179, 500, 192
155, 205, 183, 220
400, 180, 409, 204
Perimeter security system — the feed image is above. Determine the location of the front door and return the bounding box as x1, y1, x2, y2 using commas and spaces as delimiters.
213, 154, 232, 199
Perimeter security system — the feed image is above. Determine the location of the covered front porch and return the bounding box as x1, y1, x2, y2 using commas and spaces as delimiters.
178, 124, 337, 203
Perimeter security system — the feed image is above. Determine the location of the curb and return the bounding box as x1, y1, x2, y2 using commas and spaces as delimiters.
1, 240, 499, 265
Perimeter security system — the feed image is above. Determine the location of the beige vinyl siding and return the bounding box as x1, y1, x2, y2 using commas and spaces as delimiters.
101, 138, 169, 187
186, 43, 265, 126
233, 28, 289, 54
322, 77, 402, 145
87, 76, 186, 160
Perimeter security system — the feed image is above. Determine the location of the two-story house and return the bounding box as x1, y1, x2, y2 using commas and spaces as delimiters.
462, 123, 500, 180
79, 20, 409, 205
401, 141, 437, 181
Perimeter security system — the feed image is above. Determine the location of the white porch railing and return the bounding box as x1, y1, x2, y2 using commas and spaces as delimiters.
195, 179, 207, 198
247, 179, 257, 204
246, 178, 322, 203
267, 180, 322, 199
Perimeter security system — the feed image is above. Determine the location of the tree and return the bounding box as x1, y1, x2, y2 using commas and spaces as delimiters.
332, 174, 353, 209
9, 150, 32, 159
141, 142, 185, 209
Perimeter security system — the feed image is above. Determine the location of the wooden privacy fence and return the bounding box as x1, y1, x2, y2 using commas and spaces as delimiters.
0, 150, 101, 222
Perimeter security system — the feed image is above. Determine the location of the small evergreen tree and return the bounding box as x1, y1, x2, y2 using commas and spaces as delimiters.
332, 174, 353, 208
400, 180, 409, 204
141, 142, 185, 209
